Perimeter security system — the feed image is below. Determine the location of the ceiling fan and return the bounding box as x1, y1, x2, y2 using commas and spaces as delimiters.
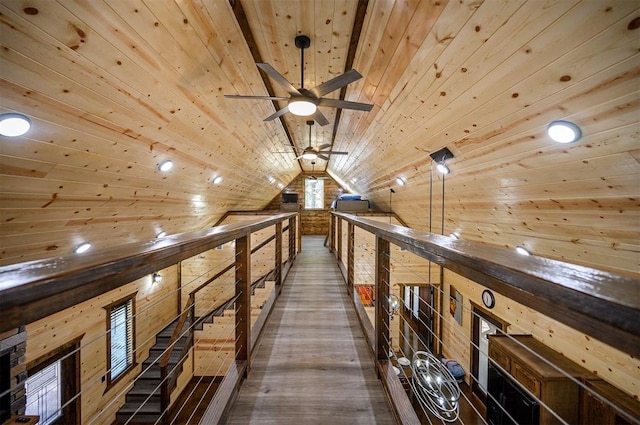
224, 35, 373, 126
296, 120, 348, 161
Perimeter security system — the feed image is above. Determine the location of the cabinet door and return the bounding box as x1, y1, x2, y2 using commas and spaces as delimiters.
511, 360, 541, 398
488, 344, 511, 372
582, 391, 613, 424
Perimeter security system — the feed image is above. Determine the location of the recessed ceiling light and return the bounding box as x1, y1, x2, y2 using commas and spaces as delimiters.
436, 163, 450, 175
0, 113, 31, 137
547, 120, 582, 143
156, 231, 167, 238
158, 160, 173, 172
515, 245, 531, 256
288, 99, 317, 116
73, 242, 91, 254
212, 176, 222, 185
396, 177, 406, 186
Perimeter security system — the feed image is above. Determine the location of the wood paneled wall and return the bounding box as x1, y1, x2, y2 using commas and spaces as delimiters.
25, 265, 179, 425
441, 269, 640, 399
265, 172, 344, 235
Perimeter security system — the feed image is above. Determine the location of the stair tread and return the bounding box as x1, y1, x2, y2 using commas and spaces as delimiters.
118, 401, 161, 414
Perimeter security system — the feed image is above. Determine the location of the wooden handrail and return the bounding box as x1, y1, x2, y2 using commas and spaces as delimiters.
332, 212, 640, 357
0, 213, 296, 333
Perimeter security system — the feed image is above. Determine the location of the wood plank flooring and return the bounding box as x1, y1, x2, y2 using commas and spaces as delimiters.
225, 236, 395, 424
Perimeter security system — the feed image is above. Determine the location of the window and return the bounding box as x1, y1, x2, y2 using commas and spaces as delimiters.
304, 178, 324, 209
105, 295, 136, 386
25, 362, 61, 425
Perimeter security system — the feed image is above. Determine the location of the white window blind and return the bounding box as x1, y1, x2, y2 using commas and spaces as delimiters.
110, 298, 133, 381
304, 178, 324, 209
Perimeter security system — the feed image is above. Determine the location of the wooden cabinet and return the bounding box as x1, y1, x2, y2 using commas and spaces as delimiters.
488, 335, 593, 425
581, 379, 640, 425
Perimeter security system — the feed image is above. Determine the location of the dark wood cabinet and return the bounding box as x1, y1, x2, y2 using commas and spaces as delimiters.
581, 379, 640, 425
488, 335, 593, 425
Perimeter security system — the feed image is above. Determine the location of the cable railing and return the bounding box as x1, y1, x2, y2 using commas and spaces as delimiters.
330, 211, 640, 425
0, 212, 298, 425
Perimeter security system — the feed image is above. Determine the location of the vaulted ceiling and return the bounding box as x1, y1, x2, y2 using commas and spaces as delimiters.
0, 1, 638, 275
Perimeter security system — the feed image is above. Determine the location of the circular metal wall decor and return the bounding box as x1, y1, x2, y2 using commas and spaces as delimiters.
411, 350, 461, 422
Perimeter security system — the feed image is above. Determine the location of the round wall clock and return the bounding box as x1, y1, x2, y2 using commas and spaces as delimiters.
482, 290, 495, 309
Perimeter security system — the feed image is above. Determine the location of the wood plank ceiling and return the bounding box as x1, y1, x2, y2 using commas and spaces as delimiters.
0, 0, 638, 276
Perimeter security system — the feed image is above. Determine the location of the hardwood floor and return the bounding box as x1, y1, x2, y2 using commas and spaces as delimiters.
224, 235, 395, 424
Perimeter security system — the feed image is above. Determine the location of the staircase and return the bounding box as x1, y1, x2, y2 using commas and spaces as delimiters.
115, 319, 191, 424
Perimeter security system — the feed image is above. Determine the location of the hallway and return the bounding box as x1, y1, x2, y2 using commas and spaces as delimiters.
225, 236, 395, 424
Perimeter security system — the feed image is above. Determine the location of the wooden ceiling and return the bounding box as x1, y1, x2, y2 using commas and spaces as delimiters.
0, 1, 638, 275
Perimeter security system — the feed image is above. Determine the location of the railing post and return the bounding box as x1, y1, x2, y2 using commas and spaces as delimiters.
375, 235, 391, 365
235, 234, 251, 376
329, 213, 335, 253
337, 218, 343, 263
275, 222, 282, 293
289, 216, 296, 260
347, 222, 354, 294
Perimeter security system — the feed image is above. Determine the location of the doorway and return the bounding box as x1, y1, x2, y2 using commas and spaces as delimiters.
471, 305, 508, 403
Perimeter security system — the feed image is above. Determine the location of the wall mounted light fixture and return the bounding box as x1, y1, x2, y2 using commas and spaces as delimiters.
515, 245, 531, 256
152, 273, 163, 283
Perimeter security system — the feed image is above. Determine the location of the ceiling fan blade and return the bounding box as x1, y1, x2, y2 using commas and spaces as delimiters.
318, 98, 374, 111
320, 151, 348, 155
317, 154, 330, 161
224, 95, 288, 100
257, 63, 301, 96
317, 143, 332, 150
264, 106, 290, 121
312, 109, 329, 126
310, 69, 363, 97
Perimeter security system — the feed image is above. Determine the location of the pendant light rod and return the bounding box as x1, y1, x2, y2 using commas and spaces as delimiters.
295, 35, 311, 89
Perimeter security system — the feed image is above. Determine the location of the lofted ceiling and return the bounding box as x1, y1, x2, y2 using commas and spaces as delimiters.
0, 0, 638, 275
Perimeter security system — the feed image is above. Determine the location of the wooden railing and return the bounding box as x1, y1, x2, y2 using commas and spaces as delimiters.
330, 212, 640, 425
0, 212, 298, 424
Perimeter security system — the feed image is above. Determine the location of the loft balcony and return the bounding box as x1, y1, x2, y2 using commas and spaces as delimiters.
0, 212, 638, 425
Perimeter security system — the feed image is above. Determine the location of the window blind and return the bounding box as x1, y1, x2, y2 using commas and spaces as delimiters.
110, 299, 133, 380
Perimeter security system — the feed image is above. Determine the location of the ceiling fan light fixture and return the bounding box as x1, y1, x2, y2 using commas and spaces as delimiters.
302, 151, 318, 160
288, 99, 317, 116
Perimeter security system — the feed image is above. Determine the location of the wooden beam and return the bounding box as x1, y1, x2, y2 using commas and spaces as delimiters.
275, 222, 282, 290
347, 222, 355, 294
337, 218, 343, 262
333, 212, 640, 357
375, 236, 390, 362
235, 235, 251, 376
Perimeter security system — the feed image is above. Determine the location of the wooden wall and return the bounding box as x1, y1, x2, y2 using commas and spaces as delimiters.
441, 269, 640, 399
24, 265, 179, 425
265, 172, 345, 235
